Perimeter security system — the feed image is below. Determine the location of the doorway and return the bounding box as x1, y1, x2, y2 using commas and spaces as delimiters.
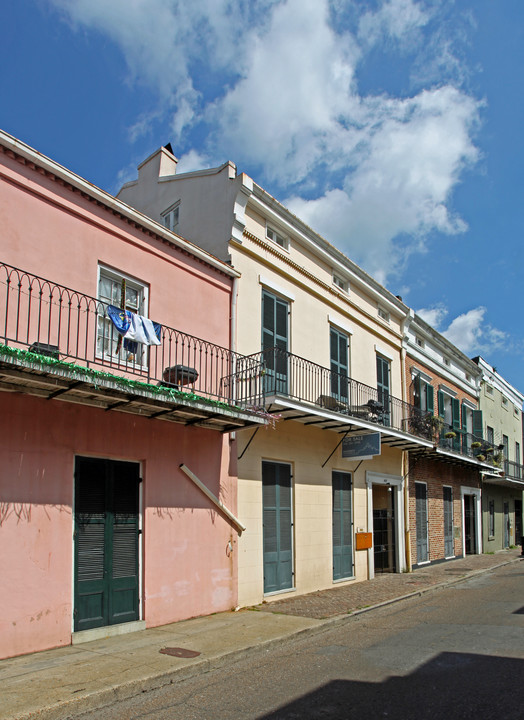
504, 502, 510, 548
372, 484, 396, 573
464, 494, 477, 554
74, 456, 140, 632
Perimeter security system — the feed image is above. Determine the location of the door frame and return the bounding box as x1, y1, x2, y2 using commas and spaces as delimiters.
460, 486, 482, 557
71, 455, 144, 639
366, 472, 406, 578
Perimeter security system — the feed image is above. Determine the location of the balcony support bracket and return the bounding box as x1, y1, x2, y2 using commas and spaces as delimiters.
321, 430, 350, 469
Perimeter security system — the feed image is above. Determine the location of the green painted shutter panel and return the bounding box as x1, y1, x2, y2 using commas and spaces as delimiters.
437, 390, 445, 418
472, 410, 483, 439
461, 403, 468, 430
426, 385, 434, 414
443, 487, 454, 557
74, 457, 139, 632
332, 471, 353, 581
452, 398, 460, 430
415, 483, 428, 563
262, 291, 288, 395
263, 462, 293, 594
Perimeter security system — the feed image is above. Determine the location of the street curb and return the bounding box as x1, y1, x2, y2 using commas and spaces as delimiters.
11, 557, 522, 720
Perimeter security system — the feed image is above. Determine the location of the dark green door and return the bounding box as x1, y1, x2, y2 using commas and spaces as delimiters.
262, 290, 288, 395
332, 471, 353, 580
74, 457, 140, 632
263, 461, 293, 593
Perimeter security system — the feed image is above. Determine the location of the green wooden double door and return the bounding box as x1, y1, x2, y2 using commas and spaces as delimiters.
74, 457, 140, 632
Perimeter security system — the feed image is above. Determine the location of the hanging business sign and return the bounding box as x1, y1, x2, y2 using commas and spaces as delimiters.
342, 432, 381, 460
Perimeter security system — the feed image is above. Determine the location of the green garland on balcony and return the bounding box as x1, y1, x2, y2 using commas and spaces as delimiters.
0, 343, 240, 412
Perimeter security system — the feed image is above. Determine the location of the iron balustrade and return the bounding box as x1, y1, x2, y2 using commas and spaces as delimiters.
504, 460, 524, 481
0, 262, 264, 409
250, 346, 416, 434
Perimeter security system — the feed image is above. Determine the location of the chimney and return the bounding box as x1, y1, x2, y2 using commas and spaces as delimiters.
137, 145, 178, 184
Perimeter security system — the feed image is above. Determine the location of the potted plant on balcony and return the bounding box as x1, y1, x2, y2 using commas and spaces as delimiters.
444, 431, 456, 439
471, 441, 482, 449
476, 454, 486, 462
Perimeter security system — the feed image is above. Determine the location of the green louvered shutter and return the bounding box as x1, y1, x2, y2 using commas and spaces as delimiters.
263, 461, 293, 593
452, 398, 461, 450
332, 471, 353, 580
74, 457, 139, 632
472, 410, 483, 440
437, 390, 445, 418
426, 384, 434, 414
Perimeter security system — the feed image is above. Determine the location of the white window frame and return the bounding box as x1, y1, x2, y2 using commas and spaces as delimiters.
266, 224, 288, 250
377, 306, 390, 323
97, 265, 149, 367
333, 273, 349, 293
162, 201, 180, 232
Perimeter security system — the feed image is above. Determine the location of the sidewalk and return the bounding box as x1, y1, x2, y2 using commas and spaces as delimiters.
2, 549, 521, 720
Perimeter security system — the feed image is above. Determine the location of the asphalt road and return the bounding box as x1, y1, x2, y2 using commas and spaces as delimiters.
74, 563, 524, 720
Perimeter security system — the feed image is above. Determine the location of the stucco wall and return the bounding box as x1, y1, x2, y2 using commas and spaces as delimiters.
0, 149, 233, 346
0, 393, 237, 659
235, 421, 402, 607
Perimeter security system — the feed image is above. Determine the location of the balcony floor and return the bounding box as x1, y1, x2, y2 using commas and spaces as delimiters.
0, 354, 265, 433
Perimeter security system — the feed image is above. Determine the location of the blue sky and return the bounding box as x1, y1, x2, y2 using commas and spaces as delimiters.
2, 0, 523, 391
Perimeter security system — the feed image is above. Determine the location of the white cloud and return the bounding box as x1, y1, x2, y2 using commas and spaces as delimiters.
417, 305, 508, 356
50, 0, 482, 283
416, 305, 448, 329
358, 0, 430, 47
176, 149, 211, 174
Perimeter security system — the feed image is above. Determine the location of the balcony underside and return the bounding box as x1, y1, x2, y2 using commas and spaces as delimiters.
0, 356, 265, 433
267, 395, 503, 473
480, 474, 524, 490
267, 396, 432, 452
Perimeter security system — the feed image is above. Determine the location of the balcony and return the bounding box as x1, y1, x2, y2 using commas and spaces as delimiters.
0, 262, 266, 432
249, 348, 503, 469
248, 347, 430, 452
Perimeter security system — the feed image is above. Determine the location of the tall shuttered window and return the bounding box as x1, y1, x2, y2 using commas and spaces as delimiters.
332, 471, 353, 580
262, 461, 293, 594
262, 290, 289, 395
330, 327, 349, 402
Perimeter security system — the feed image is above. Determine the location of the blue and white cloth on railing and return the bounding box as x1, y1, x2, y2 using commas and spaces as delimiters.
107, 305, 161, 347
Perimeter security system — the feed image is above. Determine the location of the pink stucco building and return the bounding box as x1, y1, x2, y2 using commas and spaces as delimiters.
0, 131, 265, 659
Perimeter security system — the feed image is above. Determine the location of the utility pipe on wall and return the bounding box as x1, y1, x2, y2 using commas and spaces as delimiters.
179, 463, 246, 534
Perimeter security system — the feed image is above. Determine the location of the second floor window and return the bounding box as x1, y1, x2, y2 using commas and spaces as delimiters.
162, 203, 180, 232
330, 326, 349, 401
413, 375, 434, 414
97, 267, 147, 365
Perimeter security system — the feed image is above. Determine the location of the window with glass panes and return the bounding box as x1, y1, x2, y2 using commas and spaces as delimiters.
97, 268, 146, 364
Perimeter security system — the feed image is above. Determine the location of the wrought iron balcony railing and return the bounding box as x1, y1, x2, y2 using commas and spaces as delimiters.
504, 460, 524, 481
250, 347, 502, 466
0, 262, 264, 410
250, 346, 419, 435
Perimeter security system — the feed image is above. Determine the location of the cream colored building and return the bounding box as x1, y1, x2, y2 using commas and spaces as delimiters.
472, 357, 524, 550
118, 147, 442, 607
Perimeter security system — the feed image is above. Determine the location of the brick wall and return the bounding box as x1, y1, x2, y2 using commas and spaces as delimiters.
408, 455, 480, 564
405, 359, 477, 409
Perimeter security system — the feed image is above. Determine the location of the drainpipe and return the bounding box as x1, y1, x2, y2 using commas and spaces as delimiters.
401, 311, 412, 572
230, 276, 238, 443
